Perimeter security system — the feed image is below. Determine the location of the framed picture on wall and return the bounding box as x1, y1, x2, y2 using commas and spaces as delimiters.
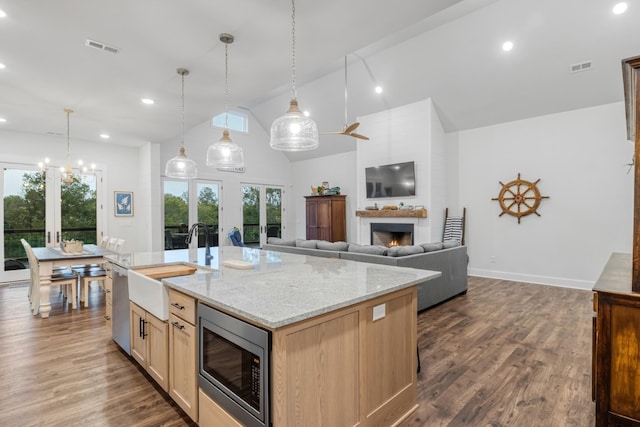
114, 191, 133, 217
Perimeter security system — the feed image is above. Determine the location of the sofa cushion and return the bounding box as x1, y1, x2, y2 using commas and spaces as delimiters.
387, 245, 424, 257
421, 242, 444, 252
296, 239, 318, 249
347, 243, 388, 256
317, 240, 349, 252
267, 237, 295, 246
443, 240, 461, 249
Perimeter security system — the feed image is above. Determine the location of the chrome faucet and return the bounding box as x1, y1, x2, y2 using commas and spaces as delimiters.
185, 222, 213, 265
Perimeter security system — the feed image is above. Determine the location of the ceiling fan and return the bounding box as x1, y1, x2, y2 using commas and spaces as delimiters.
321, 56, 370, 140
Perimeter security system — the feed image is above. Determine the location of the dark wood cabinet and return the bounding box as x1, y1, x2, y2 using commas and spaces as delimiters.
305, 195, 346, 242
593, 254, 640, 427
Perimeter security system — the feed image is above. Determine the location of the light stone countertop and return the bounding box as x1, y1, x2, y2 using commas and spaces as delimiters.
106, 246, 440, 329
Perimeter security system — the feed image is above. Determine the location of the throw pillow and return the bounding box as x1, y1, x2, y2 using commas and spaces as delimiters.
347, 244, 388, 256
396, 245, 424, 256
296, 239, 319, 249
267, 237, 295, 246
443, 240, 461, 249
421, 242, 444, 252
317, 241, 349, 251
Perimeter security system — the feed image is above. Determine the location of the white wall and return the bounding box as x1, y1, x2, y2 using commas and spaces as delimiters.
355, 99, 446, 245
291, 151, 357, 241
0, 129, 145, 251
455, 102, 633, 289
157, 112, 294, 246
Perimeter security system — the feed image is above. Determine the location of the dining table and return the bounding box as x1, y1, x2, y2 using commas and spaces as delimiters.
31, 244, 114, 318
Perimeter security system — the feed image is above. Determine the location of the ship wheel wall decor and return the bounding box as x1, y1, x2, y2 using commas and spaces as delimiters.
492, 173, 549, 224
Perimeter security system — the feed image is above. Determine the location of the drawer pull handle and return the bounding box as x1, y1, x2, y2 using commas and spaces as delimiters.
104, 315, 111, 321
171, 321, 185, 330
171, 303, 185, 310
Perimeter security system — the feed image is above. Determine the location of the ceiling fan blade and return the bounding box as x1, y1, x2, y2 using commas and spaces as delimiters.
320, 131, 346, 135
350, 133, 370, 140
344, 122, 360, 133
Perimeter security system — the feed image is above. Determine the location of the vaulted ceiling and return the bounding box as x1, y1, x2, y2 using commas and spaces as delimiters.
0, 0, 638, 162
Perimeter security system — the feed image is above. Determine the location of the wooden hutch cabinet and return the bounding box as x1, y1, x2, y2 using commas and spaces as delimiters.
305, 195, 346, 242
592, 55, 640, 426
593, 254, 640, 426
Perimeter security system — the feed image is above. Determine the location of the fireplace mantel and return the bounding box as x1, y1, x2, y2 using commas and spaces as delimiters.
355, 209, 427, 218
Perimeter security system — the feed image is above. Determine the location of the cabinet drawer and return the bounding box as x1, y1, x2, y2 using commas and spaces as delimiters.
169, 289, 196, 324
199, 388, 243, 427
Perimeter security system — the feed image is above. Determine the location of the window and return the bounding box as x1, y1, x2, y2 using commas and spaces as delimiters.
212, 110, 248, 133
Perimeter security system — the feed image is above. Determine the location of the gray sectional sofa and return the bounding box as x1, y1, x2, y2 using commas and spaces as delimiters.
263, 238, 468, 311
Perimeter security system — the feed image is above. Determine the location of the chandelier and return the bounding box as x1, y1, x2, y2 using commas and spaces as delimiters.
38, 109, 96, 184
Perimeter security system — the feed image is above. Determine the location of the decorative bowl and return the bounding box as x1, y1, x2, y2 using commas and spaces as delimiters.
61, 240, 83, 253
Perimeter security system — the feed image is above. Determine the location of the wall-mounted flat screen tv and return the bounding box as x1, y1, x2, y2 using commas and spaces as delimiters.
365, 161, 416, 198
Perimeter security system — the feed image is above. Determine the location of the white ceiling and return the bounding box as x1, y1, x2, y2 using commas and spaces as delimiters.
0, 0, 638, 162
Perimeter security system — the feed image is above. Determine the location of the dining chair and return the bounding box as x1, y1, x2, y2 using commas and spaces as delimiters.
74, 237, 122, 307
99, 235, 110, 248
75, 266, 107, 308
21, 239, 78, 314
107, 237, 118, 251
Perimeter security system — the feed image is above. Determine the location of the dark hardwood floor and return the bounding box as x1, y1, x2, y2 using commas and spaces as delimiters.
0, 277, 594, 426
400, 277, 595, 427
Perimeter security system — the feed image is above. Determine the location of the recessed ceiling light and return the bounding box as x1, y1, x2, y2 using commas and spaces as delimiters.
141, 98, 154, 105
502, 41, 514, 51
375, 86, 383, 94
613, 2, 628, 14
100, 133, 110, 139
0, 9, 6, 18
0, 118, 6, 123
0, 63, 6, 69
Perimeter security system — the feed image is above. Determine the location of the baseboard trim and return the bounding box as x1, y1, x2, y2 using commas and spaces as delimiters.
468, 268, 594, 290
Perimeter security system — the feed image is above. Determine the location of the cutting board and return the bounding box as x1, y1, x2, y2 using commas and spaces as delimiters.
133, 264, 197, 279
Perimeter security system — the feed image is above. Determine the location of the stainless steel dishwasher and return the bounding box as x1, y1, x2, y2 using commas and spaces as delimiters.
112, 264, 130, 355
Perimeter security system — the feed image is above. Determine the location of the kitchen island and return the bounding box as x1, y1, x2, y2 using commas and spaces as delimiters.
106, 246, 440, 427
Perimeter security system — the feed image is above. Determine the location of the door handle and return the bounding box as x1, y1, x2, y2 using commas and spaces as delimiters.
56, 231, 60, 243
47, 232, 51, 244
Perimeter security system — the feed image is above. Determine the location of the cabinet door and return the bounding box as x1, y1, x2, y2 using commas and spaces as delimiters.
147, 313, 169, 392
169, 313, 198, 422
130, 302, 147, 367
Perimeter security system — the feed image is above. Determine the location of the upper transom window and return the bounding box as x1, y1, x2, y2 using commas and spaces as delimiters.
212, 110, 248, 133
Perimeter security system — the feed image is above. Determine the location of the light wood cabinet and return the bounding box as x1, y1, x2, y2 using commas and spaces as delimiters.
271, 286, 417, 426
130, 302, 169, 392
305, 195, 346, 242
168, 289, 198, 422
199, 388, 243, 427
104, 262, 112, 334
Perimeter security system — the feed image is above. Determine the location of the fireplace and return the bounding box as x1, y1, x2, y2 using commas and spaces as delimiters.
371, 223, 414, 247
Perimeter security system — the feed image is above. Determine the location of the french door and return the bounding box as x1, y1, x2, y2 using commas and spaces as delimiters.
241, 184, 284, 248
163, 178, 221, 250
1, 163, 102, 282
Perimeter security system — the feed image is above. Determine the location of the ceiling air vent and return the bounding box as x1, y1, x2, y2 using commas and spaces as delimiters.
570, 60, 592, 73
85, 39, 120, 54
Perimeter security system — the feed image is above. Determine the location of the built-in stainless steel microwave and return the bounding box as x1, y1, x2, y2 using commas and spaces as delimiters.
198, 303, 271, 427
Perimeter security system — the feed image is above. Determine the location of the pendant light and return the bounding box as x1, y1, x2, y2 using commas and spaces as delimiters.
165, 68, 197, 179
269, 0, 318, 151
206, 33, 245, 170
62, 108, 75, 185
